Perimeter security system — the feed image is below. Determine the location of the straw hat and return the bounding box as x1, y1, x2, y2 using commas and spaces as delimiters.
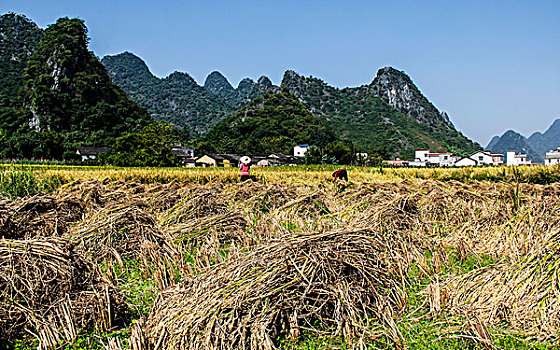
240, 156, 251, 165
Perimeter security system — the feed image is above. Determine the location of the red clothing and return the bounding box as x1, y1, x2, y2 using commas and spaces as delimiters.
333, 168, 348, 181
240, 163, 250, 176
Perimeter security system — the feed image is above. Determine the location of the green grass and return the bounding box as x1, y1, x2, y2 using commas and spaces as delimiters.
0, 164, 62, 198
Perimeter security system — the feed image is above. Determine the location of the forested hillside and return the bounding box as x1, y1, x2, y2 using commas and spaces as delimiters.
0, 15, 150, 160
201, 91, 337, 155
102, 53, 276, 135
1, 11, 482, 162
281, 69, 481, 158
0, 13, 42, 108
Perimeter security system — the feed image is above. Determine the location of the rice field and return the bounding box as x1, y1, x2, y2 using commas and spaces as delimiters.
1, 164, 560, 349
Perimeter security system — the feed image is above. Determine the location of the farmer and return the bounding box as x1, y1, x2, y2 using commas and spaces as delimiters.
239, 156, 251, 182
332, 168, 348, 182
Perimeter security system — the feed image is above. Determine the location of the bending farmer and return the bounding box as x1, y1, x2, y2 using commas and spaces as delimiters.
332, 168, 348, 182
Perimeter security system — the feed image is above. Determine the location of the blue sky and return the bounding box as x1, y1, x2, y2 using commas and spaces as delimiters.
2, 0, 558, 146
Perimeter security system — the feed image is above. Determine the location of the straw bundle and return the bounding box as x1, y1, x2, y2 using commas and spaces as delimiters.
437, 230, 560, 338
229, 182, 298, 213
68, 205, 177, 289
69, 204, 174, 263
166, 211, 248, 248
159, 186, 229, 226
56, 179, 106, 208
0, 195, 84, 239
0, 237, 124, 348
140, 229, 411, 350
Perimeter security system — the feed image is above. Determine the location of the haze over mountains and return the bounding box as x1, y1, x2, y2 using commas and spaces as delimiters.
486, 119, 560, 163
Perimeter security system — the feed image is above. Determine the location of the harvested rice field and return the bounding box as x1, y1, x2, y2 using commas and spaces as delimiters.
1, 164, 560, 349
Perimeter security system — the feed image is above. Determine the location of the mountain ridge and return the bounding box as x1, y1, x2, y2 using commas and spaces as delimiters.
101, 52, 276, 135
0, 12, 482, 160
102, 52, 481, 157
485, 130, 543, 163
0, 14, 150, 159
486, 118, 560, 163
279, 67, 480, 157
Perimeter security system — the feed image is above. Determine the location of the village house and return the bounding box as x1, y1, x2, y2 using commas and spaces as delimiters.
544, 148, 560, 165
171, 145, 194, 158
506, 151, 532, 166
76, 146, 113, 161
293, 144, 309, 157
455, 157, 478, 167
408, 149, 429, 166
195, 154, 222, 167
415, 149, 430, 163
355, 152, 368, 162
170, 145, 195, 166
431, 152, 454, 167
491, 153, 505, 166
267, 153, 297, 166
408, 149, 457, 167
195, 154, 241, 167
196, 153, 297, 168
468, 151, 494, 166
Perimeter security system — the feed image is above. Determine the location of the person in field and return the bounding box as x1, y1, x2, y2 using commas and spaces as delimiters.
332, 168, 348, 182
239, 156, 251, 182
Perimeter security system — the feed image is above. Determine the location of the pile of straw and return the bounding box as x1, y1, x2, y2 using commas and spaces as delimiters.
140, 229, 410, 350
230, 182, 299, 213
0, 195, 84, 239
0, 237, 124, 348
436, 230, 560, 338
68, 205, 177, 289
69, 205, 173, 263
159, 185, 229, 226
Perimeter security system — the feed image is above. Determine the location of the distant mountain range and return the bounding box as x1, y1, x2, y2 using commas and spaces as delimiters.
101, 52, 274, 134
486, 119, 560, 163
102, 52, 481, 158
1, 11, 482, 161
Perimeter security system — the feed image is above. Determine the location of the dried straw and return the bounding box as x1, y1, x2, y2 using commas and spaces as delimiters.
0, 237, 124, 348
140, 229, 412, 350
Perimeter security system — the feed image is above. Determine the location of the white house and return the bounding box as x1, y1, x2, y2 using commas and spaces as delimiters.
469, 151, 494, 165
451, 155, 463, 164
171, 145, 194, 158
455, 157, 477, 167
545, 148, 560, 165
438, 153, 454, 167
415, 149, 430, 163
491, 153, 504, 166
506, 151, 532, 166
427, 153, 440, 165
410, 149, 456, 167
293, 144, 309, 157
171, 145, 195, 166
355, 152, 368, 161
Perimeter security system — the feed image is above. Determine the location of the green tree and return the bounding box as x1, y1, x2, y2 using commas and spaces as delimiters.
21, 17, 150, 152
102, 122, 180, 167
201, 91, 337, 155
